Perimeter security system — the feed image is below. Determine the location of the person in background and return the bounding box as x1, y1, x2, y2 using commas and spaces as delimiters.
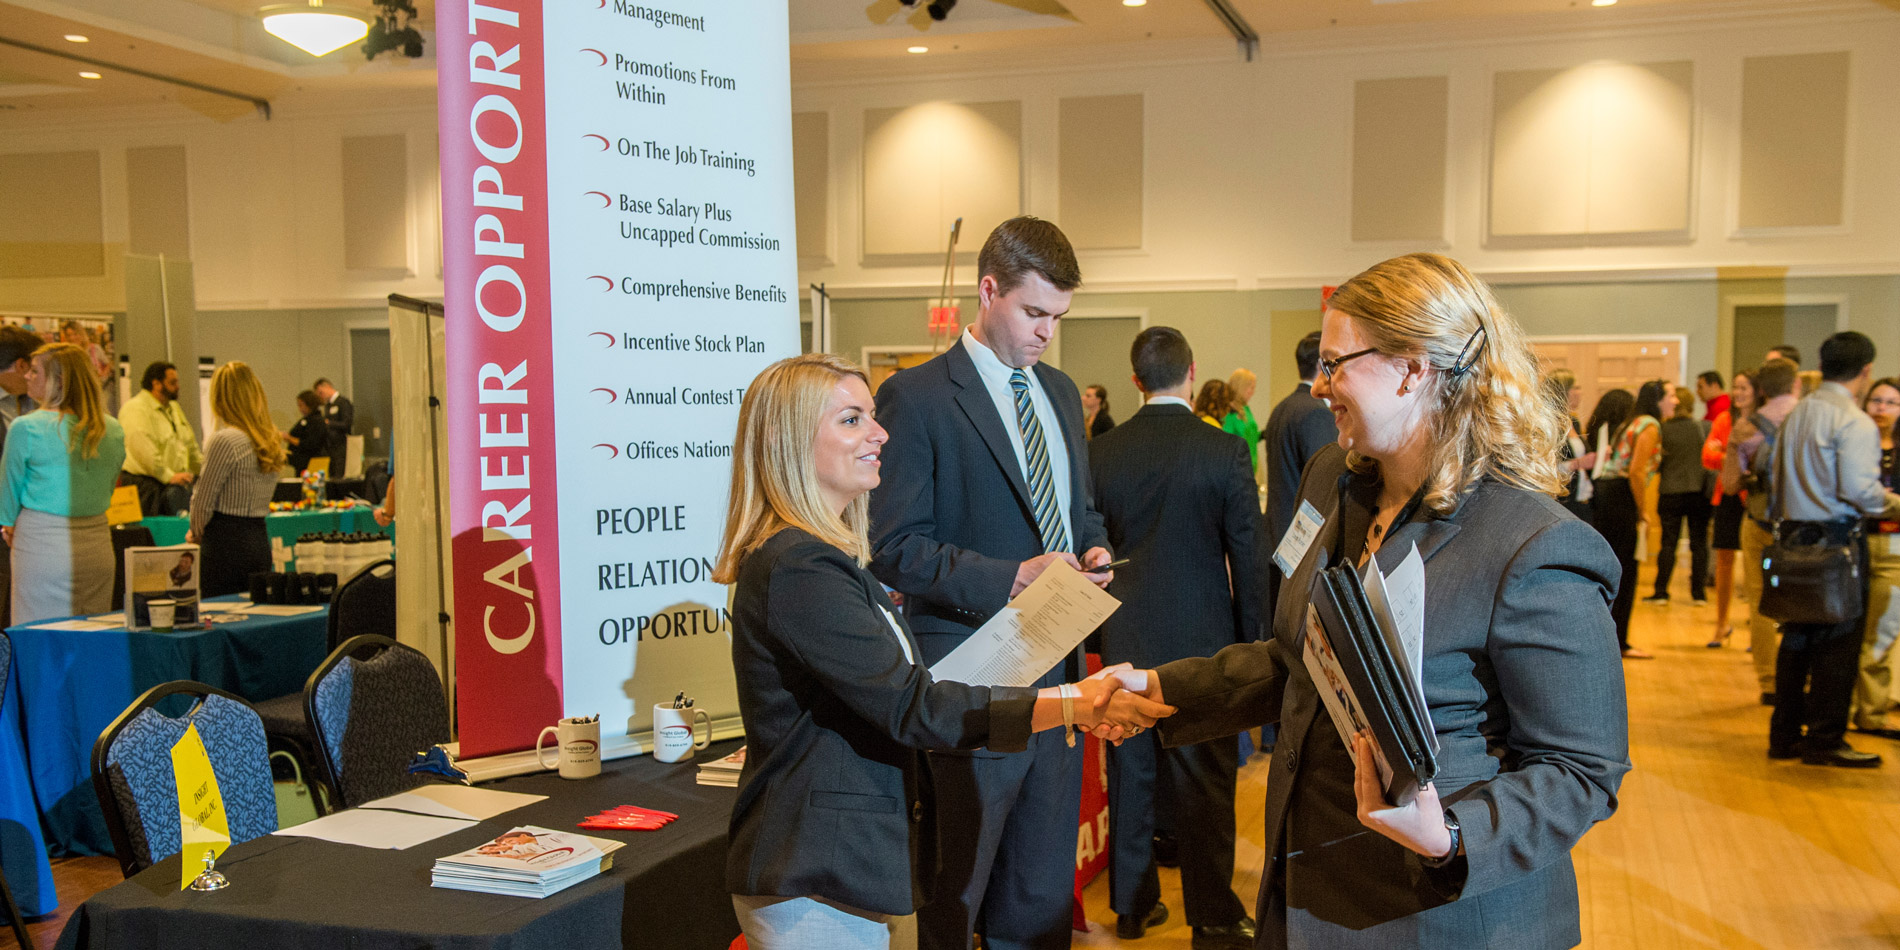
1597, 379, 1674, 658
1766, 332, 1900, 767
0, 326, 45, 630
1696, 371, 1729, 422
119, 360, 203, 516
0, 343, 127, 623
1262, 330, 1338, 566
1102, 252, 1628, 950
1194, 378, 1232, 428
1725, 359, 1799, 703
1765, 344, 1801, 368
313, 377, 354, 448
1703, 370, 1755, 647
1089, 328, 1260, 948
1647, 385, 1711, 605
60, 321, 111, 389
1797, 370, 1823, 398
283, 389, 333, 474
190, 362, 288, 597
1083, 383, 1115, 440
1546, 369, 1596, 524
1850, 377, 1900, 742
1222, 368, 1262, 475
731, 354, 1162, 950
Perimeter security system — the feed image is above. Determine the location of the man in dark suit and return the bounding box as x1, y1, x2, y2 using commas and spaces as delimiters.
870, 216, 1114, 950
313, 377, 355, 448
1089, 327, 1259, 949
1262, 331, 1338, 556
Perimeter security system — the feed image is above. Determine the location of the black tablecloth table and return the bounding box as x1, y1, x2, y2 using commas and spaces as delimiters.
56, 740, 743, 950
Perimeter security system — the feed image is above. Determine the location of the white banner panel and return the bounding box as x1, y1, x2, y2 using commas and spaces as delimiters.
440, 0, 798, 758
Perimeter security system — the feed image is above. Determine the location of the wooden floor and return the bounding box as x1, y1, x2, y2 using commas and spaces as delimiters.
7, 559, 1898, 950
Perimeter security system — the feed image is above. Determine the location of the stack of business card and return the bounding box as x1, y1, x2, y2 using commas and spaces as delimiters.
696, 746, 746, 787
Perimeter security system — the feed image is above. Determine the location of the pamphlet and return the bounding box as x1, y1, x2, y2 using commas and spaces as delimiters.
928, 560, 1120, 688
696, 746, 746, 787
123, 544, 202, 630
431, 826, 623, 898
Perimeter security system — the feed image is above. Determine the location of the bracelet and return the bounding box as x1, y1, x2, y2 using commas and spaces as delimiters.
1060, 684, 1077, 747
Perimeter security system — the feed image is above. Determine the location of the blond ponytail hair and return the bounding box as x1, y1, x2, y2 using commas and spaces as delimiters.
1326, 253, 1566, 515
210, 361, 289, 472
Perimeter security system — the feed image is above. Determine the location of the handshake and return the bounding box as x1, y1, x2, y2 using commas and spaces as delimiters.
1059, 662, 1174, 745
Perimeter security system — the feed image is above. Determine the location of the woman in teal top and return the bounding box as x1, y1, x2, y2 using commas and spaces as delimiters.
1221, 368, 1262, 474
0, 343, 128, 622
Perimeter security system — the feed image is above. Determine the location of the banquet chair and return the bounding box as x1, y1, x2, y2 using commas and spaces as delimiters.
90, 682, 278, 878
1, 633, 37, 949
251, 558, 396, 811
305, 635, 449, 808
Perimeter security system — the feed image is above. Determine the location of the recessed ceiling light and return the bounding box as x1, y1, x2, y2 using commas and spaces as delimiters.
258, 1, 371, 56
78, 71, 101, 79
1592, 0, 1616, 6
64, 34, 89, 43
1123, 0, 1147, 6
908, 45, 928, 53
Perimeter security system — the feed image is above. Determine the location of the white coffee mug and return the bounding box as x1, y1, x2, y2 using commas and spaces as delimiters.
536, 717, 602, 779
652, 704, 712, 763
148, 599, 176, 632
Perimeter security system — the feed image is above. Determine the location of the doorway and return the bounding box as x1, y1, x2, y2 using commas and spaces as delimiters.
346, 325, 393, 463
1531, 336, 1688, 423
1731, 303, 1839, 372
1046, 316, 1143, 436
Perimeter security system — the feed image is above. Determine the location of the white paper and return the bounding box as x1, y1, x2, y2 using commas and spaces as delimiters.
360, 786, 548, 822
32, 619, 119, 632
929, 560, 1121, 688
1590, 424, 1611, 479
1360, 543, 1435, 755
242, 604, 325, 616
272, 807, 477, 849
197, 601, 244, 614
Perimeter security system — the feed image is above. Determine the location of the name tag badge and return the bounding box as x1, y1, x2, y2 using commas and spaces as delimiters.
879, 606, 918, 666
1273, 500, 1327, 577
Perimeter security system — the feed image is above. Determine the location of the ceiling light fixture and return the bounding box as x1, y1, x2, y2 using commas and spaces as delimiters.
908, 45, 928, 53
259, 0, 372, 57
1591, 0, 1617, 6
1123, 0, 1147, 6
78, 71, 101, 79
64, 34, 89, 43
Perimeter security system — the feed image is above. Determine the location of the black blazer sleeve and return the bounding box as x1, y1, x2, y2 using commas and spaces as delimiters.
763, 539, 1036, 752
1219, 434, 1264, 642
868, 371, 1021, 618
1150, 638, 1288, 746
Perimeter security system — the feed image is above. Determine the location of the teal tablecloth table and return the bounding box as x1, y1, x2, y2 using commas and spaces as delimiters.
136, 506, 391, 548
0, 597, 331, 916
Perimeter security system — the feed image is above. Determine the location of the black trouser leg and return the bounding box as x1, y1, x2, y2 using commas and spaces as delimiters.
1654, 492, 1688, 597
1595, 478, 1638, 650
1685, 495, 1712, 600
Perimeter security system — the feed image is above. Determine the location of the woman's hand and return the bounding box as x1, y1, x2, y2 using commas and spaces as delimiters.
1576, 451, 1597, 471
1, 525, 11, 546
1072, 666, 1175, 743
185, 530, 197, 544
1351, 732, 1454, 859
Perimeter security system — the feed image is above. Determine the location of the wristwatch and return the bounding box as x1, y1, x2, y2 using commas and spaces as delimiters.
1422, 813, 1461, 868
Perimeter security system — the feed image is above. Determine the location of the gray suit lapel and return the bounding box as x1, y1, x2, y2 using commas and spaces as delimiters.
1375, 518, 1461, 574
947, 343, 1036, 515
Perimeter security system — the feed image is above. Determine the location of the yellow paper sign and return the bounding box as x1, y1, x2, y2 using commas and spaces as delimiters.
170, 722, 231, 890
105, 484, 144, 526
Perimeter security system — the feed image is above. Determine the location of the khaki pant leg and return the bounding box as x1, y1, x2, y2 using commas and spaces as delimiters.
1740, 519, 1777, 695
1852, 532, 1900, 728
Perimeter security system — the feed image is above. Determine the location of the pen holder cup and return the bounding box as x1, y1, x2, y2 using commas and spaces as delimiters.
652, 704, 712, 763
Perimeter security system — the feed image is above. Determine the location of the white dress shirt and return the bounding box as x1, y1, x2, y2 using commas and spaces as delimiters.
960, 326, 1075, 546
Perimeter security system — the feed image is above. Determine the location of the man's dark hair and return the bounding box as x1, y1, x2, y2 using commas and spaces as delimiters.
977, 217, 1080, 295
1697, 370, 1724, 389
1819, 331, 1876, 382
0, 326, 42, 369
1754, 358, 1798, 401
1766, 344, 1801, 367
141, 361, 176, 392
296, 389, 321, 413
1130, 326, 1192, 392
1295, 331, 1323, 381
313, 377, 334, 390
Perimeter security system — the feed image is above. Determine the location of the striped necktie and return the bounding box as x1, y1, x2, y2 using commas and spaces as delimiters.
1010, 369, 1070, 554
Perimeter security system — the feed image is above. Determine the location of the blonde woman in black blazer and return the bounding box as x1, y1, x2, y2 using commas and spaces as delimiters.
712, 354, 1168, 950
1107, 254, 1630, 949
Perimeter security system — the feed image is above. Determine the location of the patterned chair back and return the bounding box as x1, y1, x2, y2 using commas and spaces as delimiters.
305, 635, 449, 808
90, 683, 278, 877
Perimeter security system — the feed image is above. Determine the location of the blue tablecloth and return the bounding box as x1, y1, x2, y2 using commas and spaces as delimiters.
0, 599, 330, 916
137, 507, 390, 549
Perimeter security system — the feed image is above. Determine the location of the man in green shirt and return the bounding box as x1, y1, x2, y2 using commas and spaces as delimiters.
118, 360, 203, 516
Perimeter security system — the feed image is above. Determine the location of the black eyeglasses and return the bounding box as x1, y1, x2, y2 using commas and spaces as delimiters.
1319, 347, 1379, 382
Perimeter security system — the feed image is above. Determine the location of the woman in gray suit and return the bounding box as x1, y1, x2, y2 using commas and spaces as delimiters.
1110, 253, 1629, 949
712, 353, 1167, 950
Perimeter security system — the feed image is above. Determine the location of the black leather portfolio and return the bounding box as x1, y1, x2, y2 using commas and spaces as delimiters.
1301, 562, 1437, 805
